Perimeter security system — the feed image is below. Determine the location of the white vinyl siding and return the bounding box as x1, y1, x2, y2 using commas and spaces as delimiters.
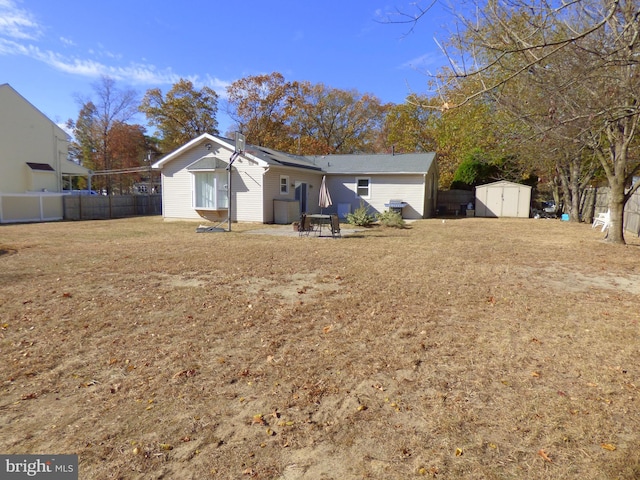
327, 174, 427, 220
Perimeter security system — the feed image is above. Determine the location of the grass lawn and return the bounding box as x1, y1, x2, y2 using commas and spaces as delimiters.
1, 216, 639, 479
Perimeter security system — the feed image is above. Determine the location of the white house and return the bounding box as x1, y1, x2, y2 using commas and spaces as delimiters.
0, 84, 90, 223
152, 134, 438, 224
475, 180, 532, 218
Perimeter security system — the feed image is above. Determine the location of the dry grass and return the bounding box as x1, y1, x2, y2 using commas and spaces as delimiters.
1, 217, 640, 479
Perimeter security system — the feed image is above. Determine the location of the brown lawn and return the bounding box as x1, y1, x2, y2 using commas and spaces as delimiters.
1, 217, 639, 479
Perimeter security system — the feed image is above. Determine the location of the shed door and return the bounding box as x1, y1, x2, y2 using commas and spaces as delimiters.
485, 187, 503, 217
501, 186, 520, 217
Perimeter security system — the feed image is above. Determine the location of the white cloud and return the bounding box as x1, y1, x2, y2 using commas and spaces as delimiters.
59, 36, 75, 47
0, 1, 234, 97
401, 52, 439, 69
0, 0, 41, 40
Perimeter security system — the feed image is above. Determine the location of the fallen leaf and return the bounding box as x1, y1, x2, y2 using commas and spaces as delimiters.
252, 414, 265, 425
601, 443, 617, 451
538, 449, 552, 462
159, 443, 173, 451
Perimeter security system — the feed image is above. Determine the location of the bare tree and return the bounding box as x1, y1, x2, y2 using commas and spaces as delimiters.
68, 76, 140, 194
405, 0, 640, 243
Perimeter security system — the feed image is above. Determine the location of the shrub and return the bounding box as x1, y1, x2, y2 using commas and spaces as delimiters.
346, 201, 375, 227
376, 210, 406, 228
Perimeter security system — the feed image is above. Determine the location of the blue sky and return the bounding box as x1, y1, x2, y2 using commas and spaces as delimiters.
1, 0, 452, 136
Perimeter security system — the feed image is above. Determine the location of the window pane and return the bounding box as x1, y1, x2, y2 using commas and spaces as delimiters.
217, 172, 228, 208
195, 173, 215, 208
357, 178, 369, 197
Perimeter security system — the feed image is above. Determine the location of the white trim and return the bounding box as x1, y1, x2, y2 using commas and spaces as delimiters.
279, 175, 289, 195
355, 177, 371, 199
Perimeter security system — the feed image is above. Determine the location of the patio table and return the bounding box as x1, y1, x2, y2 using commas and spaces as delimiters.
307, 214, 331, 236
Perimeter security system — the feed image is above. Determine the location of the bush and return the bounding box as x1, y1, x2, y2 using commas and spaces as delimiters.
346, 201, 375, 227
376, 210, 406, 228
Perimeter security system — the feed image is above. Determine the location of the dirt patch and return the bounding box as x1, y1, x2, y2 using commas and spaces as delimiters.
1, 217, 639, 479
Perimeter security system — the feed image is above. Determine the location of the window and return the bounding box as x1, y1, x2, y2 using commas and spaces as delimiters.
194, 171, 228, 210
356, 177, 370, 198
280, 175, 289, 195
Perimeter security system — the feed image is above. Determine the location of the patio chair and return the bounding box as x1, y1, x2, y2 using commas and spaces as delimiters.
330, 214, 341, 238
298, 214, 313, 236
592, 209, 610, 232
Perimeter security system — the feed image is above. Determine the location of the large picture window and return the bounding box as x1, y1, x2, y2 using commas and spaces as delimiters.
356, 177, 370, 198
194, 171, 228, 210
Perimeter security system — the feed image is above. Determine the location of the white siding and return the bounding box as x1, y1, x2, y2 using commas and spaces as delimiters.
263, 168, 324, 222
0, 85, 69, 194
326, 174, 427, 219
232, 157, 266, 222
161, 143, 239, 221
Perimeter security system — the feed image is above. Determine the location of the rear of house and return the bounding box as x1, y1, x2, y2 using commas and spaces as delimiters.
153, 134, 438, 224
308, 153, 438, 220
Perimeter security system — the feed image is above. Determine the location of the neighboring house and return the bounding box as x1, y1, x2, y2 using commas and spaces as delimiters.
475, 180, 532, 218
0, 84, 90, 223
152, 133, 438, 223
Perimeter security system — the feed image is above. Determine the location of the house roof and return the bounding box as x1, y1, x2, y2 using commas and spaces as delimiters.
243, 145, 322, 171
153, 133, 436, 175
26, 162, 55, 171
60, 159, 91, 176
306, 152, 436, 175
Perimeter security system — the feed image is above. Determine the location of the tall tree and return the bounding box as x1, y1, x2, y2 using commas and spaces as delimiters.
384, 97, 438, 154
290, 82, 388, 154
418, 0, 640, 243
226, 72, 296, 151
67, 76, 140, 194
140, 79, 219, 153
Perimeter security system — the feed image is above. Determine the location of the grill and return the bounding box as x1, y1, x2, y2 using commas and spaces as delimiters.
384, 199, 408, 215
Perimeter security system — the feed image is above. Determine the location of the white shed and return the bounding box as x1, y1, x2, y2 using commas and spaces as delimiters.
475, 180, 532, 218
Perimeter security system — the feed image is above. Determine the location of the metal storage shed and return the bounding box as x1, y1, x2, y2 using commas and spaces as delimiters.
475, 180, 532, 218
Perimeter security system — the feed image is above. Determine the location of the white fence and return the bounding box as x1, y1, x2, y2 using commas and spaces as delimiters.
0, 193, 162, 224
0, 192, 64, 224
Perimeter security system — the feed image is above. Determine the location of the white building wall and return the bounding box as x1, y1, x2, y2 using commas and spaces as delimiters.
0, 85, 68, 194
232, 157, 266, 222
262, 168, 324, 221
326, 174, 427, 219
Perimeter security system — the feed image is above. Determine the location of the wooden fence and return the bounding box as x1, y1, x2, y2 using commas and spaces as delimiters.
580, 187, 640, 235
63, 194, 162, 221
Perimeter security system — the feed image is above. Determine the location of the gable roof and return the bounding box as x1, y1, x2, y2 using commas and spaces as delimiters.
307, 152, 436, 175
153, 133, 436, 175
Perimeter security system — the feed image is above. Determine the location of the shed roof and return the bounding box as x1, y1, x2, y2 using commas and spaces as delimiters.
476, 180, 532, 190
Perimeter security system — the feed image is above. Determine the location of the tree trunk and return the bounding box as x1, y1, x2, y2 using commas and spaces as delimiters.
606, 181, 626, 244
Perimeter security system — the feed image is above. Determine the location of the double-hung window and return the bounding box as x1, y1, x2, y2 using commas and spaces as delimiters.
280, 175, 289, 195
356, 177, 370, 198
